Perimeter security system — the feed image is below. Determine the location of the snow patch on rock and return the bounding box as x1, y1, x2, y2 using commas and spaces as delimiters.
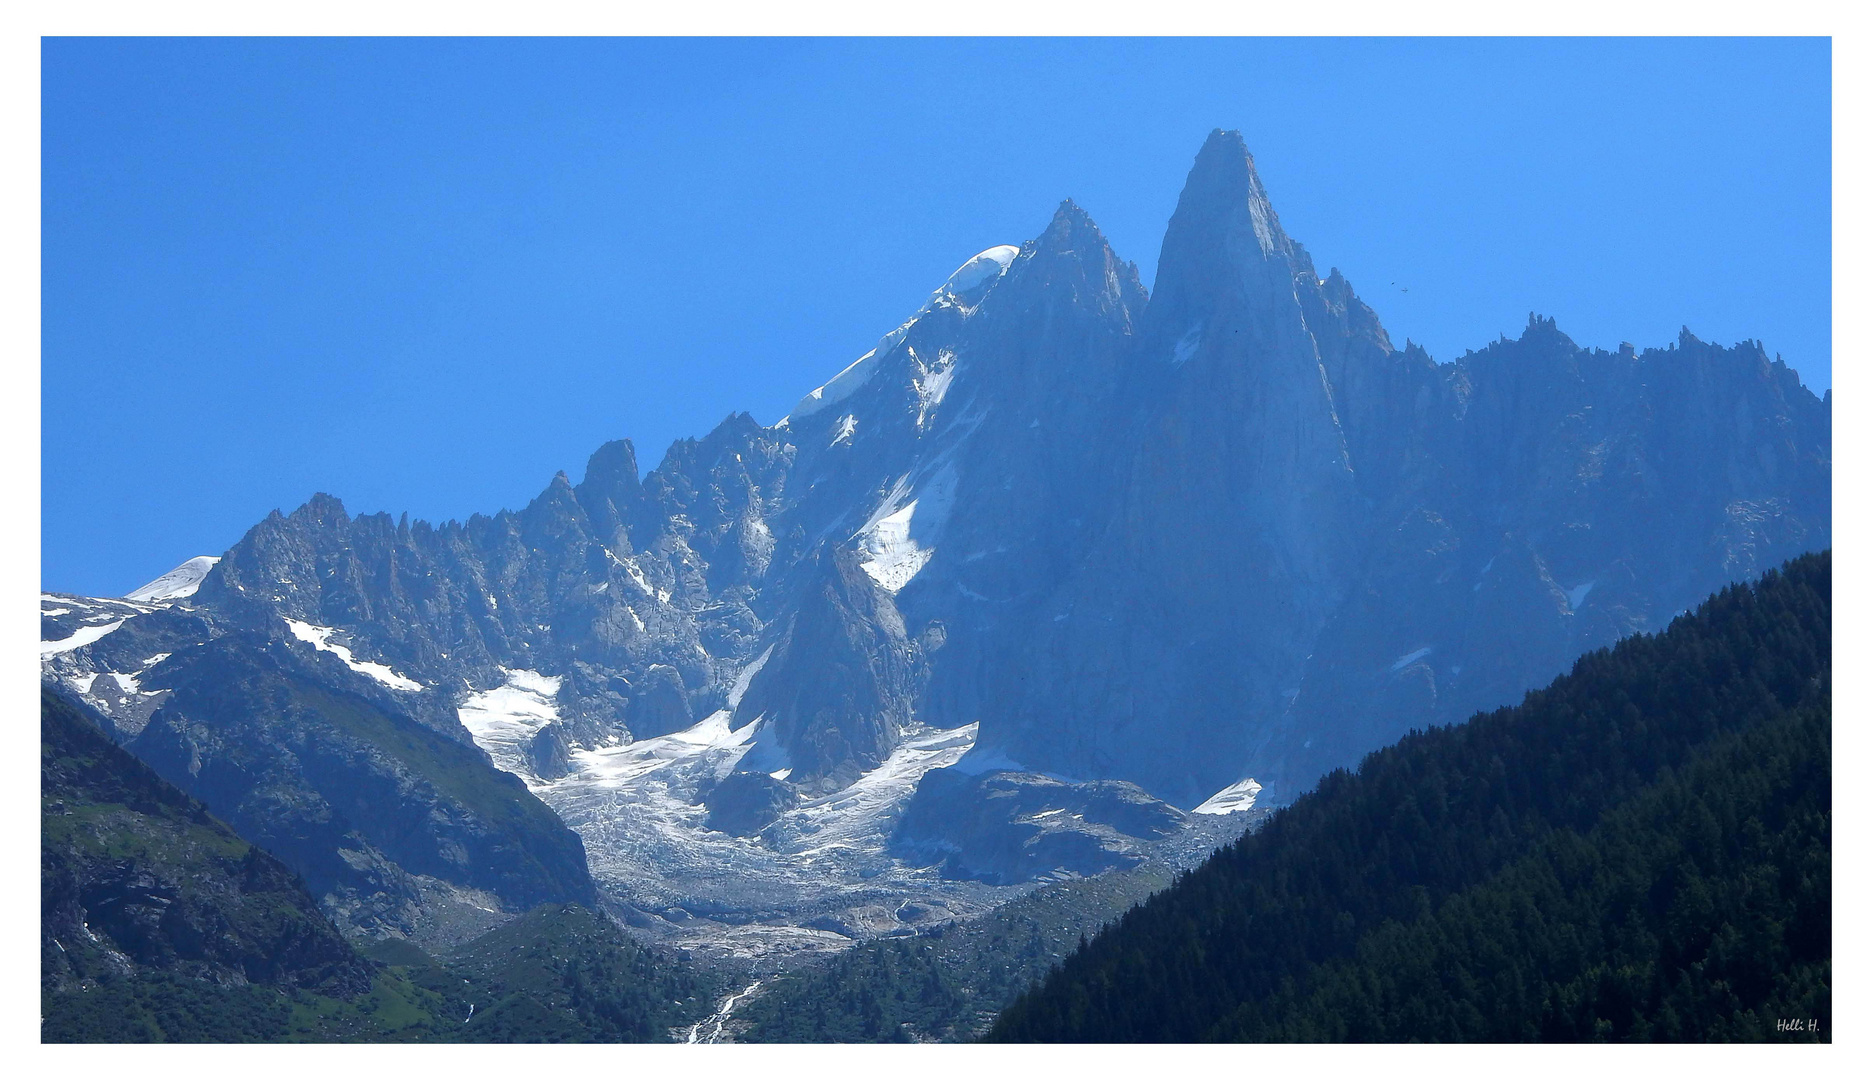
856, 463, 959, 593
1193, 777, 1262, 815
284, 619, 423, 691
41, 619, 126, 656
1171, 326, 1203, 366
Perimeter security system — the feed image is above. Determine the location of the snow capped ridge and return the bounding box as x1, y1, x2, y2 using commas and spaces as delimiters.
942, 245, 1020, 298
125, 556, 220, 602
787, 341, 891, 423
782, 243, 1016, 424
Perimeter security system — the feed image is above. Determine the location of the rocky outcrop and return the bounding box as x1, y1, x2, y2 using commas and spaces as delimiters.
41, 687, 373, 994
732, 547, 927, 789
892, 768, 1187, 885
127, 633, 598, 943
702, 770, 800, 837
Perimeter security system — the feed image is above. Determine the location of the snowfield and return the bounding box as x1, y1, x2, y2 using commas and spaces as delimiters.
855, 463, 958, 594
124, 555, 220, 602
40, 618, 127, 656
457, 670, 564, 781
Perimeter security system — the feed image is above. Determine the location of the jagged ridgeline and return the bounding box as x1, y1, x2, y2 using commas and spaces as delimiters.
42, 128, 1829, 957
988, 553, 1830, 1042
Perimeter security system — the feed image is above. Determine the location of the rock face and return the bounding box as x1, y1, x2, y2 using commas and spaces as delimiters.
128, 633, 598, 943
703, 771, 801, 837
43, 129, 1830, 906
892, 769, 1189, 885
41, 687, 373, 994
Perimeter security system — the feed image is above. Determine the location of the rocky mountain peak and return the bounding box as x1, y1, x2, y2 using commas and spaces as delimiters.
1165, 128, 1291, 265
292, 492, 351, 529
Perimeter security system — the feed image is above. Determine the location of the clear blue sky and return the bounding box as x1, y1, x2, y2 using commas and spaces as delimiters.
42, 38, 1831, 597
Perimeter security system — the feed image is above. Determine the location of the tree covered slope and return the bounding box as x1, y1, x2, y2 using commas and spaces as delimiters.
988, 552, 1830, 1042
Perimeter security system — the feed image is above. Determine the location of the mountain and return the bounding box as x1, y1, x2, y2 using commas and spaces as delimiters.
42, 130, 1829, 958
44, 685, 723, 1043
987, 552, 1830, 1042
41, 685, 404, 1041
42, 686, 373, 996
43, 570, 601, 948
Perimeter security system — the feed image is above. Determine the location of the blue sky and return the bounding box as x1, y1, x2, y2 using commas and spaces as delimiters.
42, 37, 1831, 596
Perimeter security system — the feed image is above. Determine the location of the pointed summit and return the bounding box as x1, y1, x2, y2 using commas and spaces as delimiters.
1031, 197, 1114, 258
1170, 128, 1290, 261
1145, 130, 1310, 351
1004, 196, 1146, 321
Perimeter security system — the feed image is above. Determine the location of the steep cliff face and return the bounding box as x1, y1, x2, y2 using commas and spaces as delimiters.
1245, 319, 1832, 800
962, 131, 1374, 806
941, 131, 1829, 807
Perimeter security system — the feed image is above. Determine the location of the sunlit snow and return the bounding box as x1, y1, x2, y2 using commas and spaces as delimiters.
283, 619, 424, 691
1193, 777, 1262, 815
125, 556, 220, 602
458, 670, 563, 781
856, 464, 958, 593
41, 619, 126, 656
784, 245, 1014, 424
942, 245, 1019, 296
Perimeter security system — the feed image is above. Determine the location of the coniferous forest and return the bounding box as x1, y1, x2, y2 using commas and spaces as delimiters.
989, 553, 1830, 1042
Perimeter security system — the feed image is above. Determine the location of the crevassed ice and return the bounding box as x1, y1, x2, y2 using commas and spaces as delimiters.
458, 669, 562, 781
283, 619, 423, 691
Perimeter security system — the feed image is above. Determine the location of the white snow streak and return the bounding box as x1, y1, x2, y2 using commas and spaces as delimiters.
1172, 326, 1202, 366
41, 620, 125, 656
283, 619, 424, 691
